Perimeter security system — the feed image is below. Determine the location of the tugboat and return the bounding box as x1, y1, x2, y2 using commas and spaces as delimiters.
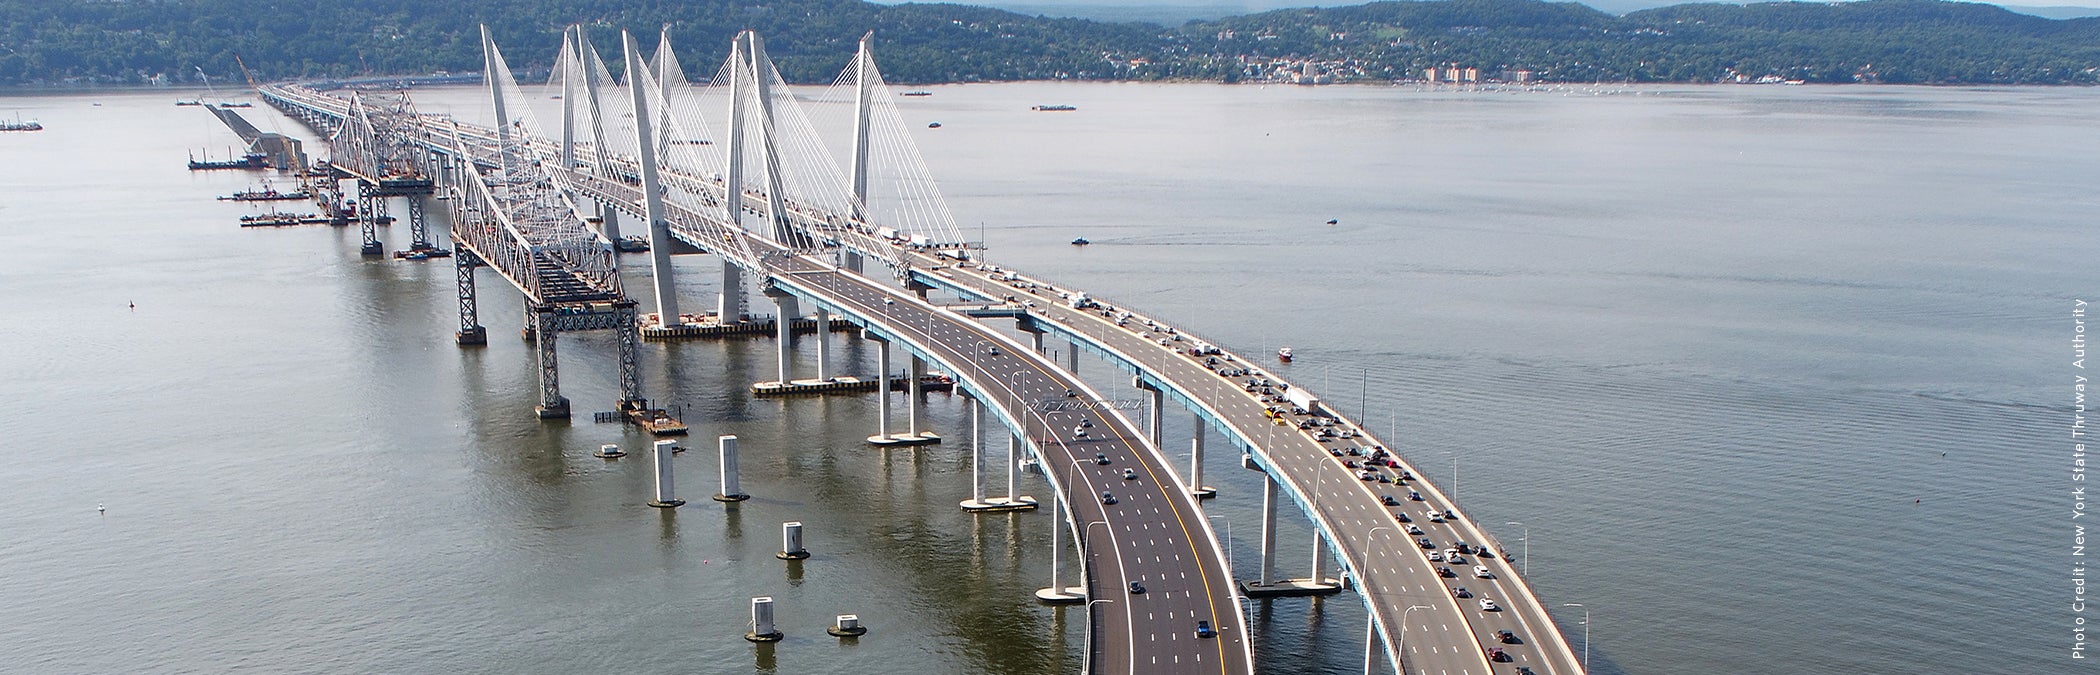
1031, 104, 1077, 112
900, 91, 933, 97
1277, 347, 1293, 363
1070, 237, 1091, 246
927, 121, 942, 128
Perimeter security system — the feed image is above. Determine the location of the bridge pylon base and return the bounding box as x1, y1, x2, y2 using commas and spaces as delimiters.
455, 327, 488, 346
536, 398, 572, 419
360, 241, 384, 256
960, 496, 1037, 513
1191, 486, 1218, 499
867, 431, 941, 447
1033, 586, 1085, 604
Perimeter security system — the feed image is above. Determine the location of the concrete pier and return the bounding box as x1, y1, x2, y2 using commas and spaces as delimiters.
745, 597, 783, 642
1190, 425, 1216, 498
963, 426, 1035, 512
648, 439, 684, 508
1035, 491, 1083, 604
777, 521, 810, 560
714, 434, 750, 502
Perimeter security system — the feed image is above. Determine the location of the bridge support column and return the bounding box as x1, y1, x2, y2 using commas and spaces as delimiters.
597, 202, 623, 242
647, 439, 683, 507
1190, 418, 1216, 498
1258, 476, 1277, 586
1035, 489, 1082, 604
531, 306, 570, 419
777, 521, 809, 560
453, 248, 486, 345
1135, 378, 1163, 449
714, 434, 749, 502
961, 395, 1031, 511
814, 309, 830, 380
613, 302, 646, 409
1066, 339, 1080, 374
768, 291, 799, 386
358, 182, 384, 256
866, 331, 894, 444
842, 251, 863, 274
406, 193, 430, 250
904, 356, 939, 444
719, 261, 747, 322
745, 597, 782, 642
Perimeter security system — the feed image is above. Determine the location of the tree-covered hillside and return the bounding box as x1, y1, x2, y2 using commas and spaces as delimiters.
0, 0, 2093, 85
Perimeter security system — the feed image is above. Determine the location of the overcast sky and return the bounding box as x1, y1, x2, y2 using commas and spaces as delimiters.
897, 0, 2100, 15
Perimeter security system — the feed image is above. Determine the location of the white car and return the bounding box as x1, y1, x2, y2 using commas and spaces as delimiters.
1426, 551, 1443, 562
1473, 565, 1494, 579
1478, 598, 1499, 611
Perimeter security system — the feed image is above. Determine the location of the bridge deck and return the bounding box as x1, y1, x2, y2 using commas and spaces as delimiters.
902, 253, 1588, 675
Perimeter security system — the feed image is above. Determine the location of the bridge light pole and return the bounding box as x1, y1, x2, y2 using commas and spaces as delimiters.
1395, 604, 1431, 674
1506, 521, 1528, 578
1564, 603, 1589, 673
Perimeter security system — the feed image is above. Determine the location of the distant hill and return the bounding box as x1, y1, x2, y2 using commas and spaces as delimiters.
0, 0, 2093, 86
2001, 4, 2100, 18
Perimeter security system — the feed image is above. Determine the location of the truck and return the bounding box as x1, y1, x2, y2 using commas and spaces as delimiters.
1283, 386, 1323, 416
907, 233, 932, 248
1067, 291, 1096, 309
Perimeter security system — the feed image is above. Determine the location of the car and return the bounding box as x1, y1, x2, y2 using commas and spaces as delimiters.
1478, 598, 1499, 611
1101, 491, 1118, 505
1487, 647, 1510, 662
1381, 495, 1400, 506
1437, 566, 1456, 578
1473, 565, 1495, 579
1447, 554, 1467, 565
1080, 418, 1093, 428
986, 345, 1000, 355
1444, 509, 1457, 519
1064, 389, 1078, 398
1408, 491, 1423, 501
1427, 512, 1445, 523
1395, 513, 1411, 523
1452, 542, 1472, 554
1426, 551, 1444, 562
1129, 581, 1146, 594
1496, 630, 1519, 644
1122, 468, 1137, 480
1406, 525, 1423, 535
1195, 620, 1216, 639
1478, 549, 1496, 560
1418, 538, 1435, 549
1377, 474, 1392, 483
1094, 453, 1110, 465
1073, 425, 1089, 437
1453, 587, 1472, 598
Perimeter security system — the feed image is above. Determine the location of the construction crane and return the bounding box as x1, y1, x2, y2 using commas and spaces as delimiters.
234, 54, 261, 90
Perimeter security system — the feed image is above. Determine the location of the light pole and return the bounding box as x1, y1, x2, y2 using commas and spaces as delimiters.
1506, 521, 1528, 578
1396, 604, 1430, 672
1564, 603, 1589, 673
1207, 515, 1233, 568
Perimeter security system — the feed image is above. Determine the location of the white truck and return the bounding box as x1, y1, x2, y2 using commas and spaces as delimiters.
1283, 386, 1323, 416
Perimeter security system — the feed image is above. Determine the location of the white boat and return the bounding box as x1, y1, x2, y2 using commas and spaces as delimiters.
1278, 347, 1293, 362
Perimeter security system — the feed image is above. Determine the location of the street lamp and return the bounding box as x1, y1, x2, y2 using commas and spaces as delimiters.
1440, 449, 1457, 506
1207, 515, 1233, 567
1564, 603, 1589, 673
1396, 604, 1431, 671
1506, 521, 1528, 578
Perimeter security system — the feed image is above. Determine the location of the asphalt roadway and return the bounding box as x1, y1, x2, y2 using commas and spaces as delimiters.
765, 251, 1255, 675
907, 253, 1588, 675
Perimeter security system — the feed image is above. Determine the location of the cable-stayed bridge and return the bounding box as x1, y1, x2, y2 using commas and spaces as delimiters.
256, 26, 1584, 675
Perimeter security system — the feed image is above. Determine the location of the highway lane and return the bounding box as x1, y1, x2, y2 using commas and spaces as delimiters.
762, 251, 1254, 675
907, 253, 1586, 675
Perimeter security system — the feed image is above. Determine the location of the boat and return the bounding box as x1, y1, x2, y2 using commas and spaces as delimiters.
218, 182, 310, 202
175, 99, 204, 107
214, 101, 253, 108
900, 91, 933, 97
927, 122, 942, 128
1070, 237, 1091, 246
1278, 347, 1293, 362
238, 212, 327, 227
0, 116, 42, 132
1031, 105, 1077, 112
189, 150, 269, 170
